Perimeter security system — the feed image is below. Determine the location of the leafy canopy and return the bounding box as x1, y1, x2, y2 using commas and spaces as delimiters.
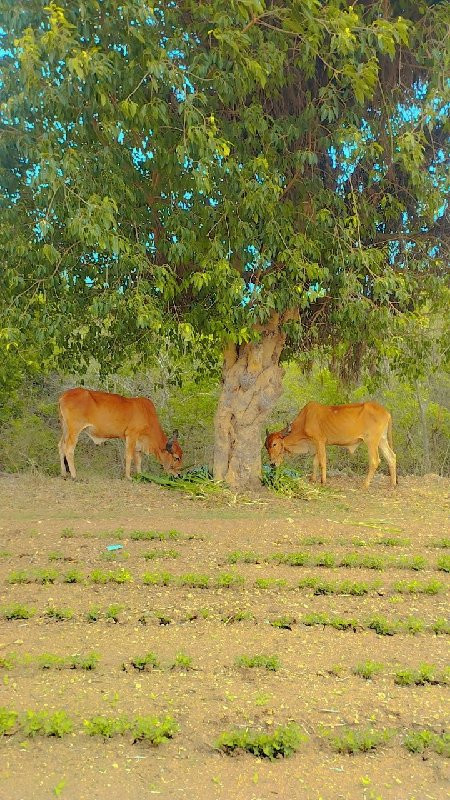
0, 0, 448, 380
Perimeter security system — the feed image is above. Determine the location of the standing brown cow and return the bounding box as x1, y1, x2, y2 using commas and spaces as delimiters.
58, 388, 182, 480
265, 401, 396, 488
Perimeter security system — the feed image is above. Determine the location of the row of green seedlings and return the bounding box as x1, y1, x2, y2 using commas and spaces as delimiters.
1, 602, 449, 636
60, 527, 195, 541
1, 708, 447, 761
0, 708, 177, 744
333, 660, 450, 686
216, 725, 449, 759
228, 549, 450, 572
297, 535, 450, 549
0, 650, 193, 672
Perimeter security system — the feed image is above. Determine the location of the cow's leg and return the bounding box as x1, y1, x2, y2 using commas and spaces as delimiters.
134, 448, 142, 475
64, 432, 80, 479
311, 452, 320, 483
124, 437, 136, 480
364, 440, 380, 488
58, 436, 70, 478
317, 442, 327, 484
379, 436, 397, 487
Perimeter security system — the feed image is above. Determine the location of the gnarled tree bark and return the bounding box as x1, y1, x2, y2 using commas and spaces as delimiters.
213, 313, 294, 490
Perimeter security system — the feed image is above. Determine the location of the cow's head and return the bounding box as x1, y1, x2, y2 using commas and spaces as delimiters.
264, 423, 292, 466
160, 429, 183, 475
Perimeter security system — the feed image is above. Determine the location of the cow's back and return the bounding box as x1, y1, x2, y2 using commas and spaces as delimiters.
59, 388, 156, 437
302, 401, 389, 443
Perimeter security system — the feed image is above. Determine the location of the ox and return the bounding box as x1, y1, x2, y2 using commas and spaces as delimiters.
58, 388, 182, 480
265, 401, 396, 488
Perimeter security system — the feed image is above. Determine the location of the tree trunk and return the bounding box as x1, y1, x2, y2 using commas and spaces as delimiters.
213, 321, 286, 491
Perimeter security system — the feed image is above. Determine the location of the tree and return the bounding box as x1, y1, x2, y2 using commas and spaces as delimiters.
1, 0, 448, 488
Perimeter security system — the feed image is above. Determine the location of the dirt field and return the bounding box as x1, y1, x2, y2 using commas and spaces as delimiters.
0, 473, 448, 800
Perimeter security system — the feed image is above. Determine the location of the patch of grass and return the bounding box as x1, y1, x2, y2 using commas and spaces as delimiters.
431, 537, 450, 549
222, 610, 254, 623
393, 579, 444, 595
437, 554, 450, 572
432, 618, 450, 635
154, 611, 173, 625
217, 572, 245, 588
377, 536, 410, 547
0, 550, 12, 558
255, 578, 288, 590
301, 536, 326, 546
48, 551, 68, 562
90, 568, 132, 584
142, 571, 173, 586
396, 555, 427, 571
131, 529, 181, 541
44, 606, 74, 621
227, 550, 260, 564
0, 708, 18, 736
130, 652, 160, 671
130, 714, 179, 745
84, 715, 130, 738
86, 606, 102, 622
367, 616, 398, 636
358, 554, 386, 570
325, 727, 392, 754
269, 615, 296, 630
403, 616, 425, 635
215, 723, 306, 759
105, 604, 123, 623
339, 552, 360, 568
7, 570, 30, 584
34, 568, 59, 584
311, 552, 336, 567
61, 528, 75, 538
171, 652, 193, 670
403, 730, 450, 756
62, 569, 84, 583
353, 661, 384, 680
22, 710, 73, 738
270, 552, 308, 567
0, 653, 17, 670
394, 664, 437, 686
178, 573, 210, 589
69, 652, 99, 670
328, 615, 359, 631
236, 654, 281, 671
143, 549, 179, 560
37, 654, 66, 670
298, 578, 372, 596
302, 612, 330, 627
3, 604, 35, 620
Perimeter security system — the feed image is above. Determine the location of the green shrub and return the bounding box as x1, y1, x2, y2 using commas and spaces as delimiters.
171, 652, 193, 670
130, 652, 160, 671
227, 550, 260, 564
236, 654, 281, 671
367, 616, 398, 636
353, 661, 384, 680
22, 710, 73, 738
403, 730, 450, 756
143, 549, 179, 560
270, 552, 308, 566
62, 569, 84, 583
326, 727, 392, 754
432, 618, 450, 635
131, 714, 179, 745
255, 578, 288, 590
3, 604, 35, 620
217, 572, 245, 588
44, 606, 73, 621
216, 723, 306, 759
105, 604, 123, 623
84, 715, 130, 738
269, 615, 296, 629
0, 708, 18, 735
142, 571, 173, 586
178, 573, 209, 589
437, 554, 450, 572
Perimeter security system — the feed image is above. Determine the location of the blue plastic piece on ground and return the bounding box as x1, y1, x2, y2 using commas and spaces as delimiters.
107, 544, 123, 551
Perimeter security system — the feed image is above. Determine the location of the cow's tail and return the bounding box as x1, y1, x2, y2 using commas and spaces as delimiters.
387, 413, 393, 450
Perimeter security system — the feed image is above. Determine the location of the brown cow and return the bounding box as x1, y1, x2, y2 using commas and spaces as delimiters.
265, 401, 396, 488
58, 388, 182, 480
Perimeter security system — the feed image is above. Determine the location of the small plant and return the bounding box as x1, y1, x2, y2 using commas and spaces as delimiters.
403, 729, 450, 756
302, 536, 326, 546
394, 664, 437, 686
353, 661, 384, 680
48, 551, 67, 562
130, 714, 179, 744
105, 604, 123, 623
154, 611, 173, 625
403, 616, 425, 635
215, 723, 306, 759
269, 615, 296, 630
339, 552, 360, 568
0, 653, 17, 670
367, 616, 398, 636
84, 715, 130, 738
236, 654, 281, 671
393, 579, 444, 595
37, 654, 66, 670
131, 529, 180, 541
86, 606, 102, 622
271, 552, 308, 566
69, 652, 99, 670
377, 536, 409, 547
34, 568, 59, 584
178, 573, 210, 588
22, 710, 73, 738
7, 570, 30, 584
311, 552, 336, 567
217, 572, 245, 588
325, 727, 392, 754
302, 612, 329, 627
90, 568, 132, 584
328, 615, 358, 631
255, 578, 288, 590
130, 652, 160, 671
396, 555, 426, 571
171, 652, 193, 670
0, 708, 18, 736
437, 554, 450, 572
227, 550, 260, 564
432, 618, 450, 635
222, 610, 254, 623
142, 571, 173, 586
44, 606, 74, 621
431, 537, 450, 549
62, 569, 84, 583
61, 527, 75, 538
3, 604, 35, 620
359, 555, 385, 570
143, 549, 179, 560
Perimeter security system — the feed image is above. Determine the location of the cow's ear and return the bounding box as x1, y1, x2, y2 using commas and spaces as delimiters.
281, 423, 292, 438
172, 429, 179, 440
166, 437, 173, 453
265, 428, 270, 439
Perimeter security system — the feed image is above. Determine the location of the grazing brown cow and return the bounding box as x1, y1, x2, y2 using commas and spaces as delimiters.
265, 401, 396, 488
58, 388, 182, 480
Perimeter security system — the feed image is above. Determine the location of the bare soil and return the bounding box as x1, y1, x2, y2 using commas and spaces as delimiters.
0, 473, 449, 800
